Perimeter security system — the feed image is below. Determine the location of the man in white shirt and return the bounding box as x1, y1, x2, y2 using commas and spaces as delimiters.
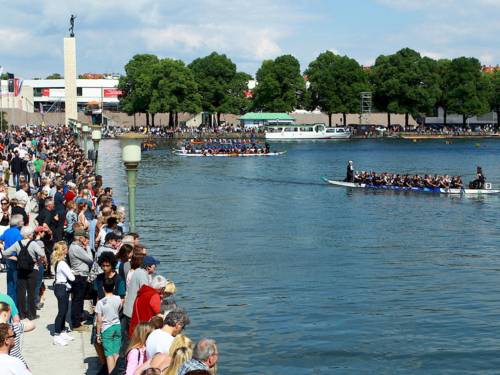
145, 307, 189, 359
0, 323, 31, 374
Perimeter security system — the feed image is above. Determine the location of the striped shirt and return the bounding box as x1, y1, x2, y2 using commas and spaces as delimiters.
10, 321, 27, 366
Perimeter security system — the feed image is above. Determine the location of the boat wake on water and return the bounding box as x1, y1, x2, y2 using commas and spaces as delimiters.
228, 175, 325, 187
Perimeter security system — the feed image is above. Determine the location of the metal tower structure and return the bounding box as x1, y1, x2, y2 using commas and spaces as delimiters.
360, 91, 372, 125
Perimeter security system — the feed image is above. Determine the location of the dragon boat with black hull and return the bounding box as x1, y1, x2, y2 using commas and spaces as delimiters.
322, 179, 500, 195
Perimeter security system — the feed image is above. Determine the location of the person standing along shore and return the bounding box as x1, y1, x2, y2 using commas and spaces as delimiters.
0, 215, 24, 305
51, 241, 75, 346
10, 151, 22, 190
95, 277, 122, 374
68, 229, 93, 332
3, 226, 46, 320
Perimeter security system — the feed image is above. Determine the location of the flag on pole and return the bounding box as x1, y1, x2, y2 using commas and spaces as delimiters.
14, 78, 23, 96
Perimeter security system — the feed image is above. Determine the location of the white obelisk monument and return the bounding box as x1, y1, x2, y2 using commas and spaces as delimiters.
64, 27, 77, 126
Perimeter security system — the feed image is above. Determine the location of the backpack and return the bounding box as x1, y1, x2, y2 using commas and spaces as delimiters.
17, 240, 34, 272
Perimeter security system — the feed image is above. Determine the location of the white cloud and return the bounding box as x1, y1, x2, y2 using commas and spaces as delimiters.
479, 53, 494, 65
253, 32, 283, 60
138, 24, 283, 61
421, 51, 445, 60
374, 0, 500, 64
0, 0, 308, 77
0, 0, 498, 78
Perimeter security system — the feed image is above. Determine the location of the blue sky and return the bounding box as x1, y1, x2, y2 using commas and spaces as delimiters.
1, 0, 499, 79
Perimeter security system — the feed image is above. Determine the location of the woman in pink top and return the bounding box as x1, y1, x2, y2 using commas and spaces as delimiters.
125, 322, 154, 375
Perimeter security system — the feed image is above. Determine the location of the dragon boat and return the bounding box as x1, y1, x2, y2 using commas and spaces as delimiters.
322, 178, 500, 195
174, 150, 285, 157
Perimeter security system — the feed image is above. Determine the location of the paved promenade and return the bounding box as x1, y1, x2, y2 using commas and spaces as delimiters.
0, 272, 99, 374
1, 187, 99, 374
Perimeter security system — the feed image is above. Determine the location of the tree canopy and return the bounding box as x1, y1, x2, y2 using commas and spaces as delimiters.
117, 49, 496, 128
46, 73, 63, 79
149, 58, 201, 116
371, 48, 441, 127
487, 70, 500, 128
446, 57, 490, 125
118, 54, 159, 121
189, 52, 252, 125
252, 54, 305, 112
306, 51, 370, 126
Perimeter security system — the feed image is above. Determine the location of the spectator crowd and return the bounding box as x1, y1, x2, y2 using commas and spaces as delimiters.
0, 125, 218, 375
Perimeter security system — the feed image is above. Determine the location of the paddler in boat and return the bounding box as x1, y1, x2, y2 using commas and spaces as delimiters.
345, 160, 354, 182
469, 166, 486, 189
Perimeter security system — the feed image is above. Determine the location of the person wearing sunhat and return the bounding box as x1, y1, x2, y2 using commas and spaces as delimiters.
68, 228, 93, 332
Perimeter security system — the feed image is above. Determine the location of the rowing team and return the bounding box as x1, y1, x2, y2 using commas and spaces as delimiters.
181, 143, 271, 155
345, 162, 487, 189
348, 171, 466, 189
187, 138, 257, 145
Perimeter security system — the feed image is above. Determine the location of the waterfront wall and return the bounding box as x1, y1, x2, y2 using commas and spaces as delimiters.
1, 109, 417, 127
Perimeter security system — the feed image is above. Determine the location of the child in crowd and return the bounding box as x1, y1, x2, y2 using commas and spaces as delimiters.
95, 278, 122, 374
125, 322, 154, 375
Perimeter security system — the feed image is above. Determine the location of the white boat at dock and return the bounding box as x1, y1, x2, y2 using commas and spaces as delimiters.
265, 124, 351, 140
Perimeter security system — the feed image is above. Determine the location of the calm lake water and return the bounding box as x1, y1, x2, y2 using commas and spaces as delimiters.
100, 138, 500, 374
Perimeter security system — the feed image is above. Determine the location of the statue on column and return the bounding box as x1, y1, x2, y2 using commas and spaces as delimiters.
69, 14, 77, 37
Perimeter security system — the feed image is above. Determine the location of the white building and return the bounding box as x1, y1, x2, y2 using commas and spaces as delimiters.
0, 78, 120, 113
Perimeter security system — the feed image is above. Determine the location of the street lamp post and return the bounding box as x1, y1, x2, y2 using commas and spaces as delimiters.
91, 125, 102, 174
119, 133, 147, 233
82, 124, 90, 156
76, 122, 82, 146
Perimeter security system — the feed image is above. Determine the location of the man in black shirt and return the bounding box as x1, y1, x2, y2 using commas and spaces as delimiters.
37, 198, 59, 278
10, 151, 22, 190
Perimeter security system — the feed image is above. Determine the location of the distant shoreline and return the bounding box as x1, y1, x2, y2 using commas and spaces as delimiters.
116, 131, 500, 141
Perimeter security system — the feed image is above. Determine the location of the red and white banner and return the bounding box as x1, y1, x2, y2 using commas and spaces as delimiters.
103, 88, 122, 97
14, 78, 23, 96
42, 88, 50, 96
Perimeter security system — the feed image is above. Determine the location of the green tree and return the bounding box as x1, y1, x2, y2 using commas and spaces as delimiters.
487, 70, 500, 129
217, 71, 253, 117
305, 51, 370, 126
189, 52, 251, 127
149, 58, 202, 128
371, 48, 441, 128
447, 57, 490, 126
46, 73, 63, 79
252, 54, 305, 112
118, 54, 159, 126
436, 59, 452, 126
